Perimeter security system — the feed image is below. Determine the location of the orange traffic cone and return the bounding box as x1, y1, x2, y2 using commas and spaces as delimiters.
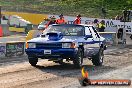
0, 25, 3, 37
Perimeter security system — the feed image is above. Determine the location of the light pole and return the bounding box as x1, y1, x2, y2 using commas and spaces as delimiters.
0, 5, 1, 24
102, 0, 104, 8
101, 0, 106, 19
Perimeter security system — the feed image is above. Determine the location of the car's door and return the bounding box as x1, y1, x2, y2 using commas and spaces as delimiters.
83, 26, 94, 57
84, 26, 100, 57
89, 26, 101, 43
89, 26, 101, 54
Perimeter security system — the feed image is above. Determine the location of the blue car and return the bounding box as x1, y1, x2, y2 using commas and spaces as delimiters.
25, 24, 106, 68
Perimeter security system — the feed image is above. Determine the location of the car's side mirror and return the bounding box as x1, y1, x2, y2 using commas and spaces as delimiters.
84, 35, 93, 40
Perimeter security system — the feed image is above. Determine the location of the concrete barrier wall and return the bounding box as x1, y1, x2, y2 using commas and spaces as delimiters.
99, 32, 117, 46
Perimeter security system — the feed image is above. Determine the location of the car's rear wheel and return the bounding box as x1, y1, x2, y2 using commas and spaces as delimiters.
92, 48, 104, 66
28, 57, 38, 66
73, 48, 83, 68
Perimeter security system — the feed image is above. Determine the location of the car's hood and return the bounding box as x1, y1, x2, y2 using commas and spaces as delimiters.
28, 36, 85, 43
27, 32, 102, 43
28, 31, 85, 43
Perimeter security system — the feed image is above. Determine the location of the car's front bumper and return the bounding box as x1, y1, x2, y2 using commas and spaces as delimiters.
25, 48, 78, 59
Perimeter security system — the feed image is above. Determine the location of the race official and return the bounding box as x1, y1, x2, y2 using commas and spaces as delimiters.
98, 20, 105, 32
73, 14, 81, 24
56, 14, 66, 24
93, 19, 99, 31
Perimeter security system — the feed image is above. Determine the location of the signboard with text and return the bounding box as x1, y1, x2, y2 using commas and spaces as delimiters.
48, 15, 132, 34
5, 42, 25, 57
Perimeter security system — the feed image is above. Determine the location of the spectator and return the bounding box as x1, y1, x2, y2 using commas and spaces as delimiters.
115, 15, 120, 20
73, 14, 81, 24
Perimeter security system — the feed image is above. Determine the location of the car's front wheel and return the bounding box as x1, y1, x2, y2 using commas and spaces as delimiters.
92, 48, 104, 66
73, 48, 83, 68
28, 57, 38, 66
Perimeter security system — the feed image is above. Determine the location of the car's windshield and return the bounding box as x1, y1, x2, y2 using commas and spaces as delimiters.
44, 25, 85, 36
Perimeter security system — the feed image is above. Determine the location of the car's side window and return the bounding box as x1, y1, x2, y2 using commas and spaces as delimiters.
89, 26, 100, 38
85, 27, 92, 36
92, 26, 100, 38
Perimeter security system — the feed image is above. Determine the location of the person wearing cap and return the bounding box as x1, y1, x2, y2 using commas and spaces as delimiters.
73, 14, 81, 24
56, 14, 66, 24
93, 19, 99, 31
98, 20, 105, 32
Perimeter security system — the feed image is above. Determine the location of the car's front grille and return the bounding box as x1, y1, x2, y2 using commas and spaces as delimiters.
36, 43, 62, 49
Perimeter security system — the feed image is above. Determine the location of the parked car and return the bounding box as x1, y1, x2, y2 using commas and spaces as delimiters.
37, 19, 50, 30
38, 20, 49, 30
25, 24, 106, 68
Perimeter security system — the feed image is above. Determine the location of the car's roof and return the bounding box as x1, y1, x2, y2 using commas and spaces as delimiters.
51, 24, 93, 27
79, 24, 93, 26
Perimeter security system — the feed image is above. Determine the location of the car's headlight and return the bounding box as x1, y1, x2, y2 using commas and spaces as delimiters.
62, 43, 76, 48
28, 43, 36, 48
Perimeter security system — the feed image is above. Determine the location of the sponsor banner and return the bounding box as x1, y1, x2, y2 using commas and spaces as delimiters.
79, 67, 131, 86
0, 43, 6, 57
48, 15, 132, 34
0, 42, 25, 57
6, 42, 25, 57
